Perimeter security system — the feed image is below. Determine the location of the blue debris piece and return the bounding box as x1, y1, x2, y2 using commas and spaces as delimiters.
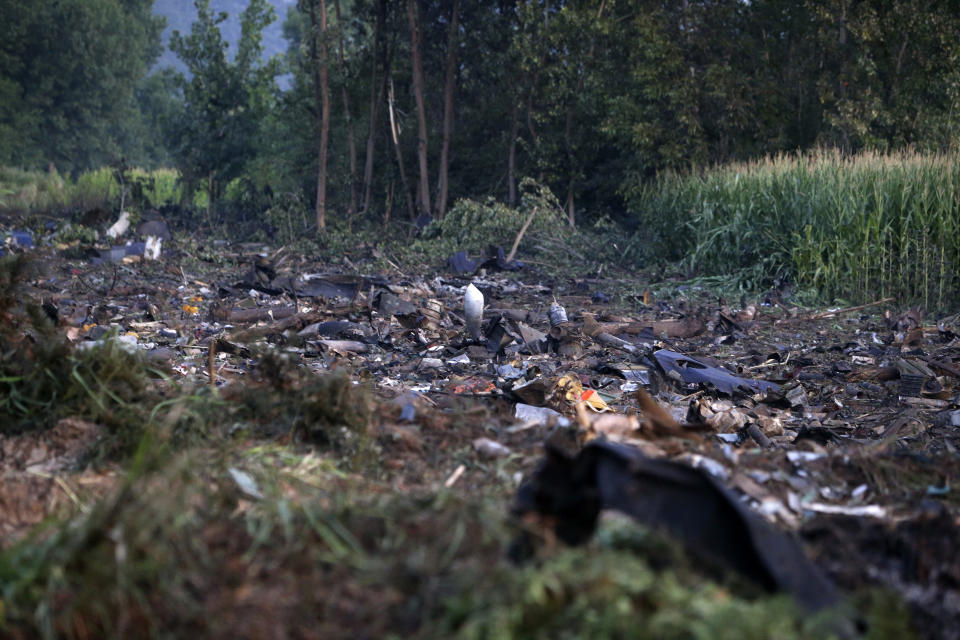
11, 230, 33, 247
487, 245, 525, 271
653, 349, 780, 396
927, 483, 951, 496
99, 246, 127, 262
447, 251, 478, 274
125, 242, 146, 256
399, 402, 417, 422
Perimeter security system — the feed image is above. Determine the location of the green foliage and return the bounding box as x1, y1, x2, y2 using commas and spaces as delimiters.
627, 150, 960, 309
70, 168, 118, 211
0, 167, 68, 212
414, 179, 573, 262
0, 166, 183, 213
6, 0, 960, 230
0, 0, 165, 172
167, 0, 279, 205
448, 551, 825, 640
263, 190, 311, 243
137, 168, 182, 207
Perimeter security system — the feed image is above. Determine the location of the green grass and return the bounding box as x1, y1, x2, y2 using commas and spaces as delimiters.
0, 166, 188, 214
627, 149, 960, 310
0, 442, 868, 639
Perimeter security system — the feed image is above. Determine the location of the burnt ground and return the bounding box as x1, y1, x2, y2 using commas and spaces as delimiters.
1, 232, 959, 638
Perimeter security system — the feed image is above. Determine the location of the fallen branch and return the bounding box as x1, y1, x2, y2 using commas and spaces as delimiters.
229, 305, 298, 323
506, 206, 538, 264
810, 297, 895, 319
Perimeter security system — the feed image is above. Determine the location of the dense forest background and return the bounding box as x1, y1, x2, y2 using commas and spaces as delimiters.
2, 0, 959, 235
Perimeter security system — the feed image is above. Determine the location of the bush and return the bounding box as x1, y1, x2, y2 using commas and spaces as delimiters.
411, 179, 577, 264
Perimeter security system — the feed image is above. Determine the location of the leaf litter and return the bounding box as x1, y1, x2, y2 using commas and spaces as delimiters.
1, 225, 959, 638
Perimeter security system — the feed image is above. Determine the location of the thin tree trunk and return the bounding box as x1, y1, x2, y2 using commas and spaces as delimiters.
333, 0, 357, 216
207, 170, 215, 230
383, 181, 393, 227
562, 0, 605, 230
563, 86, 576, 228
407, 0, 430, 217
435, 0, 459, 219
525, 71, 544, 183
507, 89, 520, 206
360, 1, 386, 215
388, 77, 416, 221
306, 0, 331, 231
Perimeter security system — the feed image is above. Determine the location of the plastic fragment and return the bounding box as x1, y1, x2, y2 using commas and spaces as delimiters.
474, 437, 512, 459
228, 468, 264, 499
106, 211, 131, 239
514, 403, 571, 426
464, 283, 484, 340
145, 235, 162, 260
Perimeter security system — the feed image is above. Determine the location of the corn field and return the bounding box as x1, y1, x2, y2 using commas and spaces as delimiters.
629, 150, 960, 310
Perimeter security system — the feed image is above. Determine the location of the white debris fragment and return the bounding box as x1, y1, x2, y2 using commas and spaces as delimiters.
513, 402, 571, 427
444, 464, 466, 487
786, 450, 827, 463
418, 357, 444, 370
145, 235, 162, 260
473, 437, 512, 459
228, 467, 264, 499
106, 210, 131, 239
802, 502, 887, 518
464, 283, 484, 340
77, 333, 139, 353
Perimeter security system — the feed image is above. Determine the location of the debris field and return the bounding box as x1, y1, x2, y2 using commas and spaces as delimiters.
2, 226, 959, 638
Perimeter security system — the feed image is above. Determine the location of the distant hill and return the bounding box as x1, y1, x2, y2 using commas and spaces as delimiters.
152, 0, 296, 73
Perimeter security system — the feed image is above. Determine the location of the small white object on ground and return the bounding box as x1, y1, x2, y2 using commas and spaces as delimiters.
145, 235, 162, 260
444, 464, 466, 487
106, 211, 131, 239
228, 467, 264, 499
464, 283, 484, 340
473, 437, 512, 458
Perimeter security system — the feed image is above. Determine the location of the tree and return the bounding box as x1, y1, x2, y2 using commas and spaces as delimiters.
0, 0, 164, 172
333, 0, 359, 216
435, 0, 460, 219
167, 0, 277, 209
359, 0, 388, 215
299, 0, 332, 231
407, 0, 431, 217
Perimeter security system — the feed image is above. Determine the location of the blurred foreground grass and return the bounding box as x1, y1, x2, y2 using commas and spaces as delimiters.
0, 438, 864, 640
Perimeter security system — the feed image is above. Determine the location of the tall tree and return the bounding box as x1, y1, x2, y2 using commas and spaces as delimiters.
168, 0, 276, 207
0, 0, 164, 172
333, 0, 358, 216
360, 0, 387, 215
435, 0, 460, 219
407, 0, 431, 217
300, 0, 332, 230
